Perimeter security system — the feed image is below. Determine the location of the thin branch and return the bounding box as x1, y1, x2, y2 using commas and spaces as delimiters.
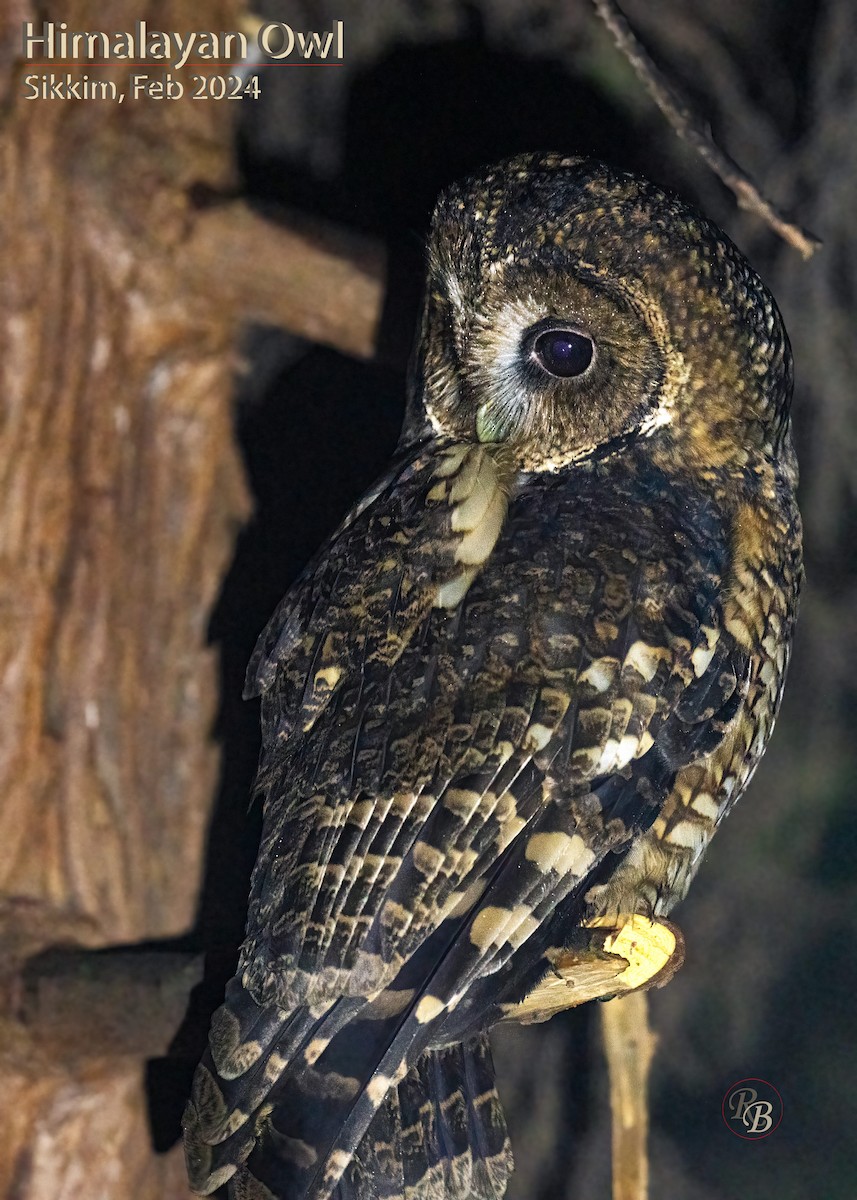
592, 0, 821, 258
602, 990, 656, 1200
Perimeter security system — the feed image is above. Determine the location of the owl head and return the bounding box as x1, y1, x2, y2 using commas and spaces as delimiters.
404, 154, 792, 475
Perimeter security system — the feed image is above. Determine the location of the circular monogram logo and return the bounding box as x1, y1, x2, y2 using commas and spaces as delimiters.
722, 1078, 783, 1139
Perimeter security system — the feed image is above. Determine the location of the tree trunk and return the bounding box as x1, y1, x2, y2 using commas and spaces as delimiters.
0, 2, 246, 1192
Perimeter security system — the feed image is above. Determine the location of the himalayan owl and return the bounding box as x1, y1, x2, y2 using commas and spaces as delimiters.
184, 153, 802, 1200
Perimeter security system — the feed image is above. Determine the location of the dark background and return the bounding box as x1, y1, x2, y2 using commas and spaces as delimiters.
188, 2, 857, 1196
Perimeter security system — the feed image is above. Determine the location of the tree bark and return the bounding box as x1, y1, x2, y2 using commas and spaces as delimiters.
1, 0, 247, 953
1, 2, 253, 1194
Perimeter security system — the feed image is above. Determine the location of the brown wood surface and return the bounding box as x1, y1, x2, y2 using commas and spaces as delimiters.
601, 991, 657, 1200
0, 2, 246, 1191
1, 0, 245, 953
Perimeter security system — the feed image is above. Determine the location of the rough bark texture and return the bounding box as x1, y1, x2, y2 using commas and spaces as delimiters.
0, 1046, 191, 1200
0, 1, 242, 1193
0, 0, 247, 952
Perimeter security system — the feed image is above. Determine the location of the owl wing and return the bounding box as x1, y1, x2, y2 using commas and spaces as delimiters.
186, 444, 744, 1200
239, 442, 741, 1013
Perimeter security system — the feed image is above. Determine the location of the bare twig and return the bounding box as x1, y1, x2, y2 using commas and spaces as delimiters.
592, 0, 821, 258
602, 990, 657, 1200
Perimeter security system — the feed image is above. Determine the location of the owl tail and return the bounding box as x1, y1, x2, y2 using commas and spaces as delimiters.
340, 1034, 512, 1200
183, 977, 512, 1200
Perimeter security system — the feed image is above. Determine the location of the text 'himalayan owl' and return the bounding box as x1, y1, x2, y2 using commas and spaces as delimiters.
184, 153, 802, 1200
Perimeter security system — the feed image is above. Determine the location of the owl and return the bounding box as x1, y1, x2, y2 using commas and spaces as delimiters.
184, 154, 801, 1200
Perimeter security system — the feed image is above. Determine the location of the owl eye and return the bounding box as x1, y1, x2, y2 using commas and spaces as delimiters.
531, 328, 594, 378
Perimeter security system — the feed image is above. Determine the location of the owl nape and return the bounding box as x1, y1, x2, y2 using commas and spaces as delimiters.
183, 154, 801, 1200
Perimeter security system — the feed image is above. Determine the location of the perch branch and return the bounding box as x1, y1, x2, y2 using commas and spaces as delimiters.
504, 915, 684, 1023
508, 916, 680, 1200
592, 0, 821, 258
602, 990, 656, 1200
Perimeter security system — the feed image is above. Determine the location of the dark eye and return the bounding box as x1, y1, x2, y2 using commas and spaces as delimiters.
531, 329, 594, 378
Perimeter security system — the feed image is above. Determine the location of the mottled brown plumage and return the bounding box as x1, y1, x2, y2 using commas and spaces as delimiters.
184, 154, 801, 1200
